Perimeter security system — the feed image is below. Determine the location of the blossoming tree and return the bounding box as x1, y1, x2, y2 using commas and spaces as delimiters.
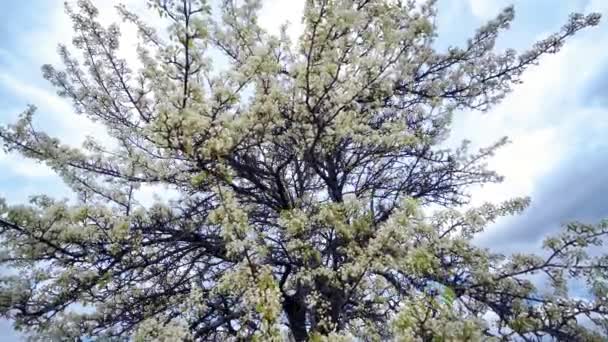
0, 0, 606, 340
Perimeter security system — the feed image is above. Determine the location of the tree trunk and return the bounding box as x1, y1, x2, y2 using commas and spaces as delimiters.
284, 294, 308, 341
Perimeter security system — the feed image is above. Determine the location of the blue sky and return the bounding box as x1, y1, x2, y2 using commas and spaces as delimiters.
1, 0, 608, 339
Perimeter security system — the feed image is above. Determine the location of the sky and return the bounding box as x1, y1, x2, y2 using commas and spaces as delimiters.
1, 0, 607, 339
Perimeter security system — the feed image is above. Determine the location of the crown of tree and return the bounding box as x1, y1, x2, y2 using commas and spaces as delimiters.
0, 0, 606, 340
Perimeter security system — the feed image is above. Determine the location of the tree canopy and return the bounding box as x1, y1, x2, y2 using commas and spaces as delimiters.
0, 0, 606, 340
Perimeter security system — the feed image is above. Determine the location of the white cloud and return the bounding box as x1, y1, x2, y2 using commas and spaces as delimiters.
0, 1, 206, 209
134, 184, 181, 208
467, 0, 507, 20
0, 153, 55, 179
450, 4, 608, 208
587, 0, 608, 13
0, 72, 104, 144
258, 0, 305, 40
0, 1, 157, 181
468, 127, 564, 207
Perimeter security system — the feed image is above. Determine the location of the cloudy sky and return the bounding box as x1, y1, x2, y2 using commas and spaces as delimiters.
1, 0, 607, 339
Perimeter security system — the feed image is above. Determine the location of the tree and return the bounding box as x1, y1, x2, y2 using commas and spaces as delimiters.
0, 0, 605, 340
